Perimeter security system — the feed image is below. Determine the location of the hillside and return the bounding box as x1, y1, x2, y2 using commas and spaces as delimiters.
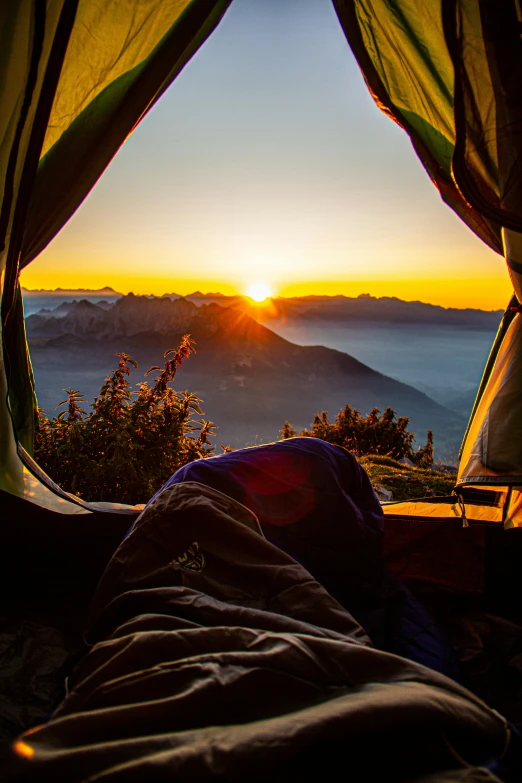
26, 295, 467, 457
361, 456, 457, 501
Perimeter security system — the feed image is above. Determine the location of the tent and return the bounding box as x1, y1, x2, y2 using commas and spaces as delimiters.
2, 0, 522, 778
3, 0, 522, 522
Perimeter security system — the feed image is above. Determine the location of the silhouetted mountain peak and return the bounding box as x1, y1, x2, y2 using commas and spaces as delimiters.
75, 299, 102, 311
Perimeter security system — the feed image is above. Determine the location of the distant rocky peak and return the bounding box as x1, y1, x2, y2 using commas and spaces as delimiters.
74, 299, 104, 311
56, 300, 78, 312
113, 293, 198, 316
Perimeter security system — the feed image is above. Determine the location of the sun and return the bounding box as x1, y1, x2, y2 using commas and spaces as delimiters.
246, 282, 273, 302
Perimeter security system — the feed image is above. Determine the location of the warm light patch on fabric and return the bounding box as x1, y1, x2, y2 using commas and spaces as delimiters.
233, 451, 316, 526
13, 741, 35, 759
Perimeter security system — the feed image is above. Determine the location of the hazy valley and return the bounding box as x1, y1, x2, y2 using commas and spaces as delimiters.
23, 290, 502, 461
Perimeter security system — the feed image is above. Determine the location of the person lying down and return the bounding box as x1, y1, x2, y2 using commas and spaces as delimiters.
6, 438, 519, 782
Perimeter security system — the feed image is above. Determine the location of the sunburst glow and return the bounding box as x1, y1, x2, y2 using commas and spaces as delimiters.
246, 283, 273, 302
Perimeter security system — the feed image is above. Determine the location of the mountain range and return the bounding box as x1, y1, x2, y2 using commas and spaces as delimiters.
23, 287, 503, 328
22, 285, 121, 296
26, 294, 468, 458
176, 292, 502, 329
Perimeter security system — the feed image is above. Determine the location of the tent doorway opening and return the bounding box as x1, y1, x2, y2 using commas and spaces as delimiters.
19, 0, 508, 494
2, 0, 522, 770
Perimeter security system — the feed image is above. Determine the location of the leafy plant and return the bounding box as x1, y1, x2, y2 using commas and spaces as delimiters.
280, 404, 433, 466
35, 335, 216, 503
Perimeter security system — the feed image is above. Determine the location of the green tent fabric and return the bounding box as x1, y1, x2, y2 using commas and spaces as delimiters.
445, 1, 522, 237
333, 0, 522, 493
0, 1, 74, 494
0, 0, 232, 496
333, 0, 503, 255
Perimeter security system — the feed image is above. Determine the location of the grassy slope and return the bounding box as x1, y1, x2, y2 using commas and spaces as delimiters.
360, 455, 457, 501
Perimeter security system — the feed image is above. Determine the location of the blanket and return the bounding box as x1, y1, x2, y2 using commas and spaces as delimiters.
6, 479, 510, 782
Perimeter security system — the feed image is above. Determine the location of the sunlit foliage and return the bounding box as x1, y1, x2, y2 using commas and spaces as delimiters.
35, 335, 216, 503
280, 405, 434, 466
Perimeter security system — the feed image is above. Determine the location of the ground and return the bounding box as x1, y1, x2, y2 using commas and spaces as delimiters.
360, 455, 457, 501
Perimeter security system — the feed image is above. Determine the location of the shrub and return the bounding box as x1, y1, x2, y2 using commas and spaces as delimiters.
35, 335, 216, 503
280, 404, 433, 465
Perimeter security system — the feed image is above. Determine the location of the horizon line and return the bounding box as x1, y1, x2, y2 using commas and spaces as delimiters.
21, 286, 505, 313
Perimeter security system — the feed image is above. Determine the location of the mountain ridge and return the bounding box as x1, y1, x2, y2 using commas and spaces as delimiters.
157, 292, 503, 329
26, 294, 467, 458
22, 285, 121, 295
23, 286, 503, 321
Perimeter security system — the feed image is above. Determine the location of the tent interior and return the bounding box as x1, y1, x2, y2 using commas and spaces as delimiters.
3, 0, 522, 777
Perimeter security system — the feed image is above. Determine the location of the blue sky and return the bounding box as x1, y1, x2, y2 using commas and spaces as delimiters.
23, 0, 510, 309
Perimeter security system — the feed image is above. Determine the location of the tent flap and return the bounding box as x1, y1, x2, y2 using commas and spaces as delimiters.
335, 0, 522, 490
20, 0, 234, 267
333, 0, 503, 254
446, 0, 522, 233
0, 0, 232, 498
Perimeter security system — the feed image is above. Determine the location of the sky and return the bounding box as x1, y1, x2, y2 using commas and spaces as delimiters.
21, 0, 511, 310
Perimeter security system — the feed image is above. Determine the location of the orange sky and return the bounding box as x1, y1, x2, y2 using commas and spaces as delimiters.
21, 270, 511, 311
21, 0, 512, 313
